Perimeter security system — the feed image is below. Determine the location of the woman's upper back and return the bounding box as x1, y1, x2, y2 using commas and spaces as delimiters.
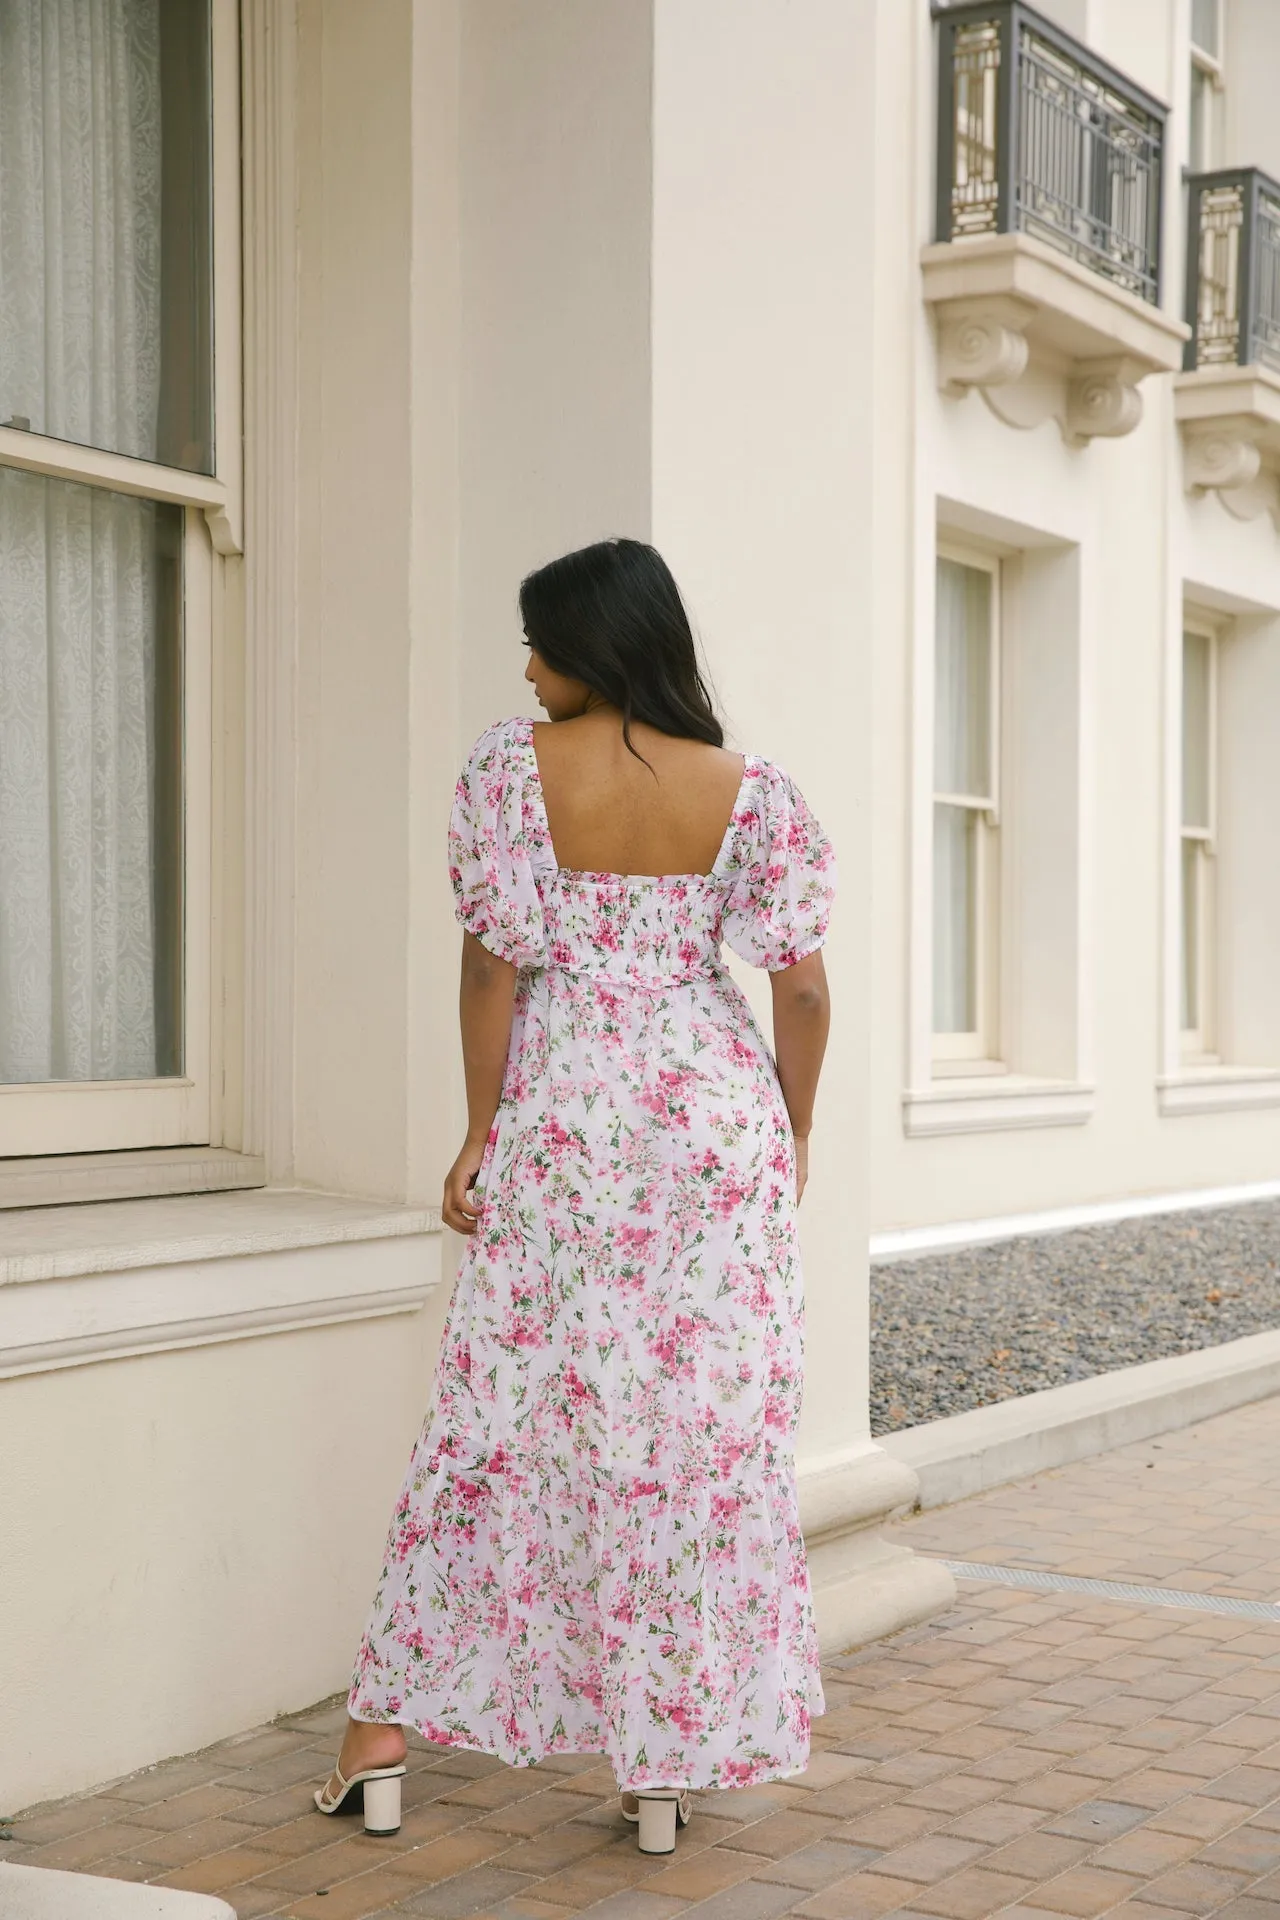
449, 715, 835, 980
531, 713, 747, 881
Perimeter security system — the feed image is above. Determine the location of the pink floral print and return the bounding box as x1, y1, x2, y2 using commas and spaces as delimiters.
349, 716, 837, 1792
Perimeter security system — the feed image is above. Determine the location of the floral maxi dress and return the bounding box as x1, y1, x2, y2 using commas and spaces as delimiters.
349, 715, 837, 1792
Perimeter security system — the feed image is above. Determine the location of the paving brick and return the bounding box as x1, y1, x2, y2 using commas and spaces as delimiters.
643, 1878, 801, 1920
907, 1865, 1038, 1918
1042, 1799, 1150, 1843
4, 1822, 153, 1872
151, 1845, 283, 1894
833, 1804, 946, 1849
1198, 1820, 1280, 1874
980, 1833, 1092, 1880
725, 1810, 844, 1859
748, 1840, 882, 1890
279, 1864, 438, 1918
396, 1865, 542, 1917
1146, 1795, 1257, 1840
860, 1834, 988, 1885
124, 1814, 268, 1868
1018, 1865, 1145, 1915
1126, 1860, 1253, 1912
641, 1840, 762, 1899
793, 1871, 926, 1918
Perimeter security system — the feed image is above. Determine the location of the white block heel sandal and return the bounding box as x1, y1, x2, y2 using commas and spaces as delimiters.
627, 1789, 691, 1854
313, 1761, 406, 1835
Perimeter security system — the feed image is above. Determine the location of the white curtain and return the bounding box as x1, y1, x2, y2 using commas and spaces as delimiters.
0, 0, 164, 1084
933, 559, 992, 1035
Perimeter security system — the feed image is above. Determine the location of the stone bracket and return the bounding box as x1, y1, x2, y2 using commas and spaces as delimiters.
922, 231, 1188, 449
1180, 417, 1280, 531
935, 292, 1150, 446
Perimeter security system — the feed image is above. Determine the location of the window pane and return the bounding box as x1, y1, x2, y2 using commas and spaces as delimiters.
1182, 629, 1212, 830
933, 802, 978, 1034
0, 471, 183, 1083
1191, 0, 1220, 59
0, 0, 213, 474
1181, 837, 1200, 1033
1189, 65, 1213, 172
935, 558, 993, 797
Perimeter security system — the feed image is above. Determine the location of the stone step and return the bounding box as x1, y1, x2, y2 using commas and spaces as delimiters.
0, 1863, 235, 1917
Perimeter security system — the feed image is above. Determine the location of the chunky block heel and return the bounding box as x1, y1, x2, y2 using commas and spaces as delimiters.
314, 1758, 406, 1832
361, 1773, 402, 1835
635, 1789, 690, 1854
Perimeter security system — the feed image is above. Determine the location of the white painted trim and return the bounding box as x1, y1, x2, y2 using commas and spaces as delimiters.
881, 1322, 1280, 1511
0, 1188, 442, 1379
0, 427, 233, 534
0, 1147, 265, 1211
210, 0, 244, 557
0, 1187, 440, 1286
1157, 1067, 1280, 1115
902, 1077, 1092, 1137
871, 1174, 1280, 1262
241, 0, 300, 1178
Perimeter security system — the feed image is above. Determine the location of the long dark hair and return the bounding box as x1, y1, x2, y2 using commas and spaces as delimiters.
519, 539, 724, 760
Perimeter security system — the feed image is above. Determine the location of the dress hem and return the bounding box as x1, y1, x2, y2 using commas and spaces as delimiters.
347, 1702, 824, 1794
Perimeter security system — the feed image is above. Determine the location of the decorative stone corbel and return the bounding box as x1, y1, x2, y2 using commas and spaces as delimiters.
1062, 356, 1147, 447
936, 295, 1035, 399
1174, 369, 1280, 533
921, 231, 1189, 450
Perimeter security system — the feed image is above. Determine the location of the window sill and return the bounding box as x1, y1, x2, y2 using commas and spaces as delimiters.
0, 1186, 442, 1380
0, 1145, 267, 1211
903, 1075, 1093, 1137
1157, 1067, 1280, 1117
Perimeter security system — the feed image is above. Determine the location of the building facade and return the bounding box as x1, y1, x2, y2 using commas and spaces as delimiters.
2, 0, 1277, 1812
873, 0, 1280, 1236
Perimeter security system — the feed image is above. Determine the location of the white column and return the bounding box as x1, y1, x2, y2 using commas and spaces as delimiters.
650, 0, 954, 1649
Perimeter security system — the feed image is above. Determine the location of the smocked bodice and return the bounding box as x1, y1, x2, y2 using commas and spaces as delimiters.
449, 715, 835, 982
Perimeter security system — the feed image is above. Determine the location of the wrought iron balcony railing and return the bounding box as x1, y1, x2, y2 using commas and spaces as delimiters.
934, 1, 1167, 306
1184, 169, 1280, 375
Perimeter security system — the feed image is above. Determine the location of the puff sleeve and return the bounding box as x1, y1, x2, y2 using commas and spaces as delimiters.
448, 721, 547, 968
720, 762, 836, 971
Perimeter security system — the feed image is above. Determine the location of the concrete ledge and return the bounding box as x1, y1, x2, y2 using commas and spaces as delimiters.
880, 1327, 1280, 1510
0, 1863, 234, 1917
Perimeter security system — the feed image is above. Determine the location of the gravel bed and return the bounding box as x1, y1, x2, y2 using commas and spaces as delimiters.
871, 1198, 1280, 1435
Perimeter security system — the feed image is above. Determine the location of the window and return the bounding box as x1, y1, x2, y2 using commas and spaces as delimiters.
1180, 620, 1218, 1061
0, 0, 238, 1159
933, 549, 1000, 1068
1190, 0, 1224, 173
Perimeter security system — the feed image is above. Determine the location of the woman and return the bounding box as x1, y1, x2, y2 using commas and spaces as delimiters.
315, 539, 835, 1857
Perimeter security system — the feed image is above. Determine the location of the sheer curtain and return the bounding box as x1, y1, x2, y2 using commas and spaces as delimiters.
933, 558, 992, 1036
0, 0, 164, 1083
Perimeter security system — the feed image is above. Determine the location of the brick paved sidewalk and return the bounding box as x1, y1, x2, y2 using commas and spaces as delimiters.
7, 1399, 1280, 1918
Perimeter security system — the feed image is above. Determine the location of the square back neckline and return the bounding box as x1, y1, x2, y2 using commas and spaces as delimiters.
520, 716, 753, 886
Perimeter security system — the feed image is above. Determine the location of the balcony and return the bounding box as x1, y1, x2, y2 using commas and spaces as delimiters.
924, 2, 1188, 443
1176, 168, 1280, 527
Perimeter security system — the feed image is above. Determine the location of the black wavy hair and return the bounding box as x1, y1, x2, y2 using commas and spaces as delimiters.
518, 538, 724, 761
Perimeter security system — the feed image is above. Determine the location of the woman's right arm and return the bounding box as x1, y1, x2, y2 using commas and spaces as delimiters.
769, 949, 831, 1203
441, 931, 518, 1235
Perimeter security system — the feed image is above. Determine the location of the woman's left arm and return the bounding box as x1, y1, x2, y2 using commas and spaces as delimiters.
441, 931, 518, 1235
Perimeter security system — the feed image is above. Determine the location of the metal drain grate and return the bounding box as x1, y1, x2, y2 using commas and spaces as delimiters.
938, 1558, 1280, 1621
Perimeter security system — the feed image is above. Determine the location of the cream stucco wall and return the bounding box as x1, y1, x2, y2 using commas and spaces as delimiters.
1, 1289, 449, 1811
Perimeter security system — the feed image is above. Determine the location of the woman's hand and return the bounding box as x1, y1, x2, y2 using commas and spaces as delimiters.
443, 1135, 489, 1235
794, 1133, 809, 1206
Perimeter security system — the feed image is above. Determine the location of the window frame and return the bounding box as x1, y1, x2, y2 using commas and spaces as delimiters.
1179, 613, 1220, 1065
1189, 0, 1224, 174
0, 0, 241, 1160
931, 540, 1003, 1073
